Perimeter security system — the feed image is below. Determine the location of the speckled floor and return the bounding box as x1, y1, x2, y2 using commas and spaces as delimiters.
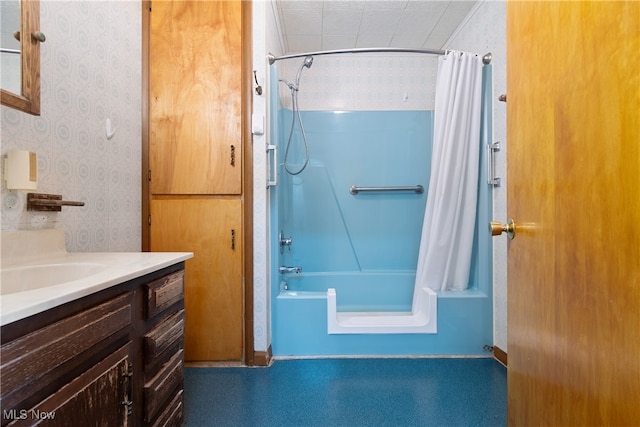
184, 357, 506, 427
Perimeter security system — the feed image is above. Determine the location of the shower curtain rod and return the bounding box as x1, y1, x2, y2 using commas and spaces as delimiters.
268, 48, 492, 65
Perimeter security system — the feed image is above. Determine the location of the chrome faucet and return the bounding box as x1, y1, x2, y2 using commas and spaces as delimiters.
279, 266, 302, 274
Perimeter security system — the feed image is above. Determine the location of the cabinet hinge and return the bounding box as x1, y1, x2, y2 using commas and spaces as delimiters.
121, 361, 133, 416
122, 362, 133, 378
148, 170, 151, 181
148, 215, 151, 226
149, 1, 152, 12
121, 399, 133, 416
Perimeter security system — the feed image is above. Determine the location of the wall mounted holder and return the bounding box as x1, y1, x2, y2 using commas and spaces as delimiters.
27, 193, 85, 212
4, 150, 38, 190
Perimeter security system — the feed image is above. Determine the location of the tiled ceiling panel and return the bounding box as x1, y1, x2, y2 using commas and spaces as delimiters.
276, 0, 477, 53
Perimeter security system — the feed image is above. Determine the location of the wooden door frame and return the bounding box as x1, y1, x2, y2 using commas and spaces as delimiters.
141, 1, 255, 365
241, 1, 255, 367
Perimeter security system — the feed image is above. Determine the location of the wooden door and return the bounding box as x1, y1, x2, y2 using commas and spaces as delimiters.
506, 1, 639, 425
150, 0, 242, 195
150, 198, 243, 361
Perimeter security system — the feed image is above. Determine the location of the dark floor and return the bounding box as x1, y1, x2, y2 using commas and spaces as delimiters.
184, 357, 507, 427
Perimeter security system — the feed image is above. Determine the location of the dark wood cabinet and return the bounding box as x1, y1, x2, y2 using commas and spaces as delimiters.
0, 264, 186, 427
18, 343, 134, 427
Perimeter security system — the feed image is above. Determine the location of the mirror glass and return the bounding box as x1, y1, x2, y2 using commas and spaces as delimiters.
1, 0, 21, 94
1, 0, 41, 115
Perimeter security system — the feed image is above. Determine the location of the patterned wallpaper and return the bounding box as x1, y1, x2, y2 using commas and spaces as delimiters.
1, 1, 142, 252
252, 0, 280, 353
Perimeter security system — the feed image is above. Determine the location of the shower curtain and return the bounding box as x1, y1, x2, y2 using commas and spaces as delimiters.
414, 51, 483, 293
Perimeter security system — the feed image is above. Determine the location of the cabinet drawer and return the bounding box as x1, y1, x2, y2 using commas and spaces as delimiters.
149, 389, 184, 427
144, 349, 183, 422
0, 293, 132, 409
145, 271, 184, 319
145, 310, 185, 366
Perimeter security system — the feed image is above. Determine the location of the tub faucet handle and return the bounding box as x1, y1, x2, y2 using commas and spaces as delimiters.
279, 230, 293, 253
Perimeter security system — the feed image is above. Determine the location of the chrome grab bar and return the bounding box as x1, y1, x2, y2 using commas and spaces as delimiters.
349, 185, 424, 195
266, 144, 278, 188
487, 142, 501, 187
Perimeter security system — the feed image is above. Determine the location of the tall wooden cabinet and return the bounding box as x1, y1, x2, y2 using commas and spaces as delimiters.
145, 0, 251, 362
150, 199, 243, 361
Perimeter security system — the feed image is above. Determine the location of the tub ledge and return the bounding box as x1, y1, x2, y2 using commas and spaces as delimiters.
327, 287, 437, 334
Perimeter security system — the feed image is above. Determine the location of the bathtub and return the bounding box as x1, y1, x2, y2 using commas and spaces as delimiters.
278, 272, 416, 310
272, 272, 492, 357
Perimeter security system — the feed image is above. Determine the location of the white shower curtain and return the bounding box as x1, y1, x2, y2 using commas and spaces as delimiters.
414, 51, 483, 294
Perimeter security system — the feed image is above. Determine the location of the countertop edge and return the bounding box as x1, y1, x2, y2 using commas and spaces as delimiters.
1, 252, 193, 327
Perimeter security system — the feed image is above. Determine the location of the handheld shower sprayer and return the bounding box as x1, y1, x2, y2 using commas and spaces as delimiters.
303, 56, 314, 68
278, 56, 313, 91
291, 56, 314, 90
280, 56, 314, 175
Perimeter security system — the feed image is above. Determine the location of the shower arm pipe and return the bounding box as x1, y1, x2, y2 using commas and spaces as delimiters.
268, 48, 492, 65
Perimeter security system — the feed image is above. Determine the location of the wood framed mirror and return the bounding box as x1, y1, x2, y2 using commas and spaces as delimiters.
1, 0, 42, 115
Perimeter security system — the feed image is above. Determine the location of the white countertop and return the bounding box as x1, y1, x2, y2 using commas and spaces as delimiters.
0, 251, 193, 326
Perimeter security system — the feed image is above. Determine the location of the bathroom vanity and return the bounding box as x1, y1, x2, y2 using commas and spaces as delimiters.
0, 230, 192, 426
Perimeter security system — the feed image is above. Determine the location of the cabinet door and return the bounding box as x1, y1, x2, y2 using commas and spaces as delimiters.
1, 293, 132, 414
150, 198, 243, 361
9, 344, 133, 427
149, 0, 242, 195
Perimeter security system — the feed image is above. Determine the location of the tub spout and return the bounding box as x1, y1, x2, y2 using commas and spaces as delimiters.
279, 266, 302, 274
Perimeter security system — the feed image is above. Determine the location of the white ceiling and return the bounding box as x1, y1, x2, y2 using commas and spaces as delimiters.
275, 0, 478, 54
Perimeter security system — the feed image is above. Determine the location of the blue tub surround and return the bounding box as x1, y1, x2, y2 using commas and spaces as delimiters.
270, 65, 494, 356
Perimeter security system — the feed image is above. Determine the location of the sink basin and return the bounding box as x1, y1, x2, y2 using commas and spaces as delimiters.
1, 263, 106, 295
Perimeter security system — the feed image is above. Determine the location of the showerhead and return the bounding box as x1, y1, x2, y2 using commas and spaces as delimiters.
293, 56, 314, 88
303, 56, 314, 69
